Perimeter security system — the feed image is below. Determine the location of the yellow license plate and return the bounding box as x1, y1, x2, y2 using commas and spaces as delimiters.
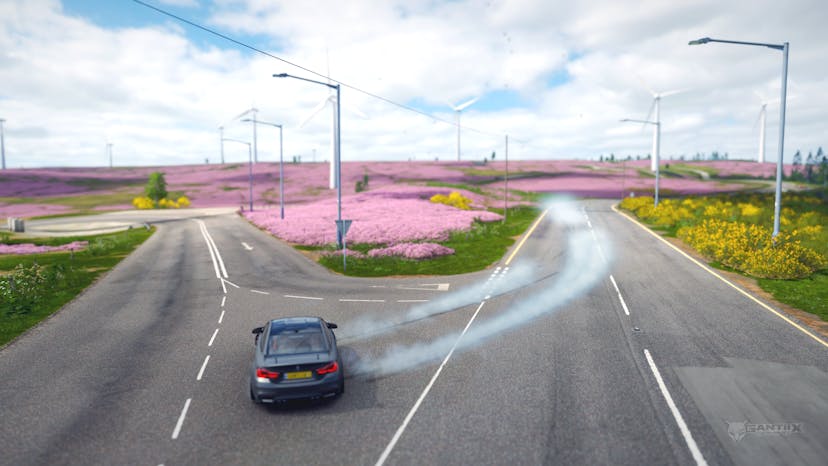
286, 371, 312, 380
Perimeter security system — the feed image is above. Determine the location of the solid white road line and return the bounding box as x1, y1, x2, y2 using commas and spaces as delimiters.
208, 328, 219, 347
171, 398, 191, 440
222, 278, 239, 288
397, 299, 428, 303
218, 310, 225, 324
241, 242, 253, 250
284, 294, 324, 301
340, 299, 386, 303
643, 349, 707, 466
196, 355, 210, 381
609, 275, 631, 316
375, 300, 488, 466
250, 289, 270, 295
195, 220, 228, 279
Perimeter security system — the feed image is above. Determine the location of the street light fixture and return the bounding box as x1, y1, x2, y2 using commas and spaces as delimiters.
222, 137, 254, 212
242, 118, 285, 219
620, 118, 661, 206
274, 72, 347, 269
689, 36, 789, 241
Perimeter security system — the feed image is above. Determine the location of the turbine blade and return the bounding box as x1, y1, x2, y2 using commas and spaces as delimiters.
643, 99, 657, 128
633, 72, 657, 96
298, 98, 330, 128
659, 88, 688, 98
454, 96, 479, 111
752, 106, 764, 130
231, 108, 254, 122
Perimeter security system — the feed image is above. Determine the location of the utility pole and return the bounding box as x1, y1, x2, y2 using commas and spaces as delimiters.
504, 134, 509, 222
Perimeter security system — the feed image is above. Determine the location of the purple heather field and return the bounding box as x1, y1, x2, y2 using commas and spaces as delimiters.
1, 160, 784, 252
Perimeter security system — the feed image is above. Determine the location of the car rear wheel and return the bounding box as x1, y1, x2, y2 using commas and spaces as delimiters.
250, 385, 260, 404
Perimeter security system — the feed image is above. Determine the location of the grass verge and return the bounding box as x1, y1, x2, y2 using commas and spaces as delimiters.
758, 270, 828, 322
316, 205, 539, 276
0, 227, 154, 347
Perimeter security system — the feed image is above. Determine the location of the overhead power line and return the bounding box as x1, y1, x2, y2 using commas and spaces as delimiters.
131, 0, 509, 139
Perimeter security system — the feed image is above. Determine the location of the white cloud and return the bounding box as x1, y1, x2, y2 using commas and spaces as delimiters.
0, 0, 826, 168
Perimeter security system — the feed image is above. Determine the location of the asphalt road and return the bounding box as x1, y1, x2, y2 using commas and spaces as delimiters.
1, 201, 826, 465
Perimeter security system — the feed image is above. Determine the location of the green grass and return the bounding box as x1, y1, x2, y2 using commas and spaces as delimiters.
758, 270, 828, 322
316, 205, 539, 276
425, 181, 486, 195
0, 227, 154, 347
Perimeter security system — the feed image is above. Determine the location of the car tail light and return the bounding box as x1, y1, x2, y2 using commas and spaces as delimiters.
315, 361, 339, 375
256, 368, 281, 380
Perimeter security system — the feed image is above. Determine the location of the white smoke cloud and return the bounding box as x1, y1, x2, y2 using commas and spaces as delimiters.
351, 198, 613, 377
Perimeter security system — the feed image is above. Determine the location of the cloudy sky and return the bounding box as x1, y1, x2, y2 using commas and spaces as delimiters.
1, 0, 826, 168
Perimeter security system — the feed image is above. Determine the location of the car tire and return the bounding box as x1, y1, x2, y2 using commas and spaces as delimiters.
338, 380, 345, 395
250, 385, 260, 404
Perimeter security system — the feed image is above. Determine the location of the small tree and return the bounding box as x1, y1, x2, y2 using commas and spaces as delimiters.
145, 172, 168, 203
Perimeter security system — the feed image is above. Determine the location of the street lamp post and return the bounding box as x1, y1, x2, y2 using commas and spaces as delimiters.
274, 72, 346, 269
243, 118, 285, 219
1, 118, 7, 170
620, 118, 661, 206
689, 37, 789, 241
222, 137, 254, 212
107, 143, 113, 168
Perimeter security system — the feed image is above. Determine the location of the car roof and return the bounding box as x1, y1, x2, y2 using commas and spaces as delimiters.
269, 316, 323, 326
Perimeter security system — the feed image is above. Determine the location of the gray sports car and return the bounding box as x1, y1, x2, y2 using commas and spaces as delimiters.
249, 316, 344, 403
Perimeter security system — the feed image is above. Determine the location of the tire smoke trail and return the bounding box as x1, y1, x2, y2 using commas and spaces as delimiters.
352, 198, 612, 377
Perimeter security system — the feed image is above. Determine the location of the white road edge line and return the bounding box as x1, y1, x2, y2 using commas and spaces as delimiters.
251, 289, 270, 295
643, 349, 707, 466
196, 355, 210, 381
612, 204, 828, 348
284, 294, 324, 301
218, 310, 225, 324
609, 275, 631, 316
171, 398, 191, 440
208, 328, 219, 347
375, 300, 487, 466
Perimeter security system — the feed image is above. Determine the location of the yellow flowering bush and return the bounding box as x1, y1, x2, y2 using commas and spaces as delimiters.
678, 219, 826, 279
623, 193, 828, 280
132, 195, 191, 209
132, 197, 155, 209
430, 191, 472, 210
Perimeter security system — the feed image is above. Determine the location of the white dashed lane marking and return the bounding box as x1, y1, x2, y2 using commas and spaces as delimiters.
284, 294, 324, 301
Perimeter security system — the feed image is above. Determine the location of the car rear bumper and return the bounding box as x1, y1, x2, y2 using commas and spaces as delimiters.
251, 376, 342, 402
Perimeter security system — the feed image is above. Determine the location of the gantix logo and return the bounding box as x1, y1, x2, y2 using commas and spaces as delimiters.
725, 421, 803, 442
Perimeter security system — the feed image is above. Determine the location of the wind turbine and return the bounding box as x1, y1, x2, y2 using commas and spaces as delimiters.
299, 89, 366, 189
232, 108, 259, 163
642, 88, 685, 171
449, 97, 479, 161
754, 93, 769, 164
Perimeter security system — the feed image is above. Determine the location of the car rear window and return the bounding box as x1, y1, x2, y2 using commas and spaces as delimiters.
267, 323, 327, 355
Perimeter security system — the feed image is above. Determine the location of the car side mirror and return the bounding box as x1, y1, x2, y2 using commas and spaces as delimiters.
326, 322, 338, 329
252, 327, 264, 334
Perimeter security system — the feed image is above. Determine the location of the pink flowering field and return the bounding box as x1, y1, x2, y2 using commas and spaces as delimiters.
0, 241, 88, 255
1, 159, 786, 258
244, 185, 501, 246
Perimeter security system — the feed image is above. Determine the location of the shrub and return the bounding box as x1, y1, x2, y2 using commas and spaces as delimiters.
430, 191, 472, 210
145, 172, 168, 203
